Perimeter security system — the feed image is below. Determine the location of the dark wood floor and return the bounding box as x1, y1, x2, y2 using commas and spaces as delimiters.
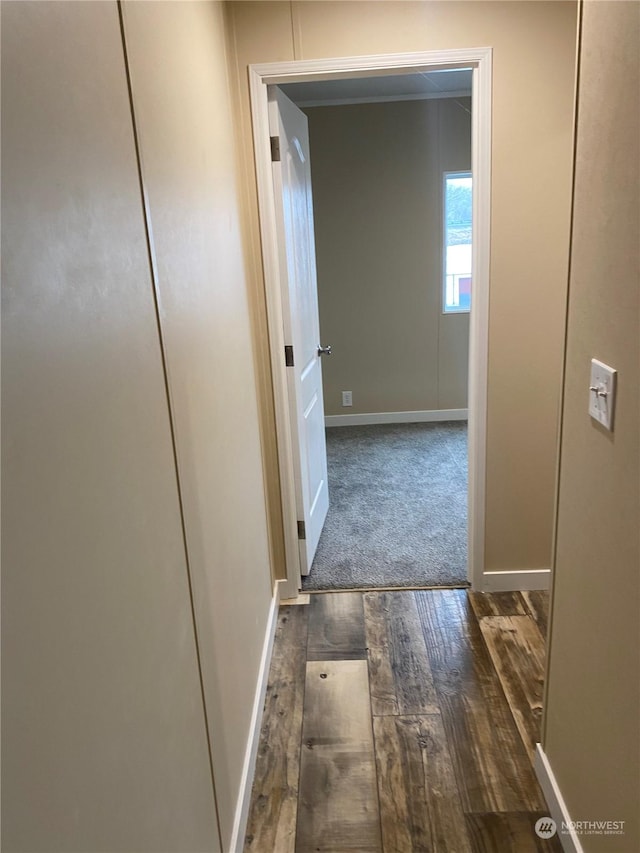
245, 589, 560, 852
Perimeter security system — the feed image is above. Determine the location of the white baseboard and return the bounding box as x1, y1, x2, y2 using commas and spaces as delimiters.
325, 408, 468, 427
229, 579, 283, 852
535, 744, 584, 853
481, 568, 551, 592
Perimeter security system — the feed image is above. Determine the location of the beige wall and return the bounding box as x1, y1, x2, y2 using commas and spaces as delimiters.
1, 2, 219, 849
2, 2, 274, 850
306, 98, 470, 416
543, 2, 640, 850
121, 3, 273, 846
228, 0, 577, 574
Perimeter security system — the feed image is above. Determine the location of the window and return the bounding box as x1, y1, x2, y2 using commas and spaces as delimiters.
443, 172, 472, 313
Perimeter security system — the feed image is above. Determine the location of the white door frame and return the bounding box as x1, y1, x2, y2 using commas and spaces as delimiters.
249, 48, 492, 596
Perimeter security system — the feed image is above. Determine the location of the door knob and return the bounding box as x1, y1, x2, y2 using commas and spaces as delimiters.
317, 345, 332, 357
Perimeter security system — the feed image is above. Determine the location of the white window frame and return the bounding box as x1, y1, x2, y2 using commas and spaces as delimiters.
443, 170, 473, 315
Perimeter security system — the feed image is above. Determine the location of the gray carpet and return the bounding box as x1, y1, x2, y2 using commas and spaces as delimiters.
302, 422, 468, 591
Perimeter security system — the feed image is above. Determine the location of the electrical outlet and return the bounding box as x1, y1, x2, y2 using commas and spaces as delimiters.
589, 358, 616, 431
342, 391, 353, 407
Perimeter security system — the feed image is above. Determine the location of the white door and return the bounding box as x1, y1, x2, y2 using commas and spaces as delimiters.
270, 87, 329, 576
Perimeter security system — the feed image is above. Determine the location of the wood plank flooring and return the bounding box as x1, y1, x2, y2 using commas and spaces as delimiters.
374, 713, 472, 853
415, 591, 544, 815
470, 591, 548, 764
364, 592, 439, 716
297, 660, 381, 852
245, 589, 560, 852
306, 592, 368, 661
244, 607, 308, 853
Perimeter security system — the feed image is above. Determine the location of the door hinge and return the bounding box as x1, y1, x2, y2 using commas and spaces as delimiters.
284, 345, 294, 367
270, 135, 281, 162
297, 520, 306, 540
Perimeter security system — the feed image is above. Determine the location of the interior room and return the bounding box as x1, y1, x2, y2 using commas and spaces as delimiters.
278, 72, 473, 591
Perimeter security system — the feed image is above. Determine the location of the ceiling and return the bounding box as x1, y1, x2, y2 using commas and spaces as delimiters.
279, 68, 472, 107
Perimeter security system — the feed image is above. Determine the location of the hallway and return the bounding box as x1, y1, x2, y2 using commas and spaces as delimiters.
245, 589, 559, 851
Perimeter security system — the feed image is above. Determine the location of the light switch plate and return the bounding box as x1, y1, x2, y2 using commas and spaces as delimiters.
589, 358, 617, 431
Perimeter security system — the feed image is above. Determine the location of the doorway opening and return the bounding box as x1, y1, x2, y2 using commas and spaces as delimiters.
280, 74, 472, 591
249, 49, 491, 598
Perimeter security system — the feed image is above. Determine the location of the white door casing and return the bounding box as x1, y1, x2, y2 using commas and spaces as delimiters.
250, 49, 492, 593
270, 88, 329, 575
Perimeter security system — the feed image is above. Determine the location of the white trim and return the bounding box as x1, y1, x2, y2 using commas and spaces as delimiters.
325, 408, 468, 427
535, 745, 585, 853
481, 569, 551, 592
249, 72, 302, 604
468, 52, 491, 592
229, 580, 283, 852
442, 170, 473, 315
249, 48, 492, 595
294, 89, 471, 108
251, 48, 492, 82
280, 592, 311, 605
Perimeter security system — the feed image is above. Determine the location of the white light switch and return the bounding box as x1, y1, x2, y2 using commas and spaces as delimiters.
589, 359, 617, 431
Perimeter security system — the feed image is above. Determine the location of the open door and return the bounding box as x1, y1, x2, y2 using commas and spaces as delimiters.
270, 87, 330, 576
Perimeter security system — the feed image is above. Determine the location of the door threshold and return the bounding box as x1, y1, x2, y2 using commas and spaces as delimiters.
302, 582, 471, 595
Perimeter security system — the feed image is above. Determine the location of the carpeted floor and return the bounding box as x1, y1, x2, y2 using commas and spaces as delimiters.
302, 422, 468, 591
